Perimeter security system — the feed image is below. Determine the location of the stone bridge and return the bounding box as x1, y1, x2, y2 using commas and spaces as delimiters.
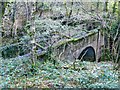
51, 29, 104, 62
0, 28, 104, 62
0, 2, 104, 62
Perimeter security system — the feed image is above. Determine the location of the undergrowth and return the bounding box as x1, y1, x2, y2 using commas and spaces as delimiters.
0, 57, 119, 88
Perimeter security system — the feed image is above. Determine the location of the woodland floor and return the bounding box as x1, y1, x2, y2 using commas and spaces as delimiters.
0, 2, 120, 89
0, 57, 119, 88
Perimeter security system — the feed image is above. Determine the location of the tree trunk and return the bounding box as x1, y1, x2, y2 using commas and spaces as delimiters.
0, 2, 6, 58
117, 1, 120, 66
68, 1, 73, 18
96, 0, 100, 11
112, 0, 117, 15
64, 1, 69, 17
0, 3, 2, 58
118, 1, 120, 23
103, 0, 108, 12
30, 2, 37, 65
1, 2, 7, 17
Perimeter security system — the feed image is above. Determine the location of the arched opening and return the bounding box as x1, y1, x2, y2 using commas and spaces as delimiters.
78, 46, 96, 62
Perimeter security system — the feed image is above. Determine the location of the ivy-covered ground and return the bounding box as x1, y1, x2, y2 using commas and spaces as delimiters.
0, 57, 119, 88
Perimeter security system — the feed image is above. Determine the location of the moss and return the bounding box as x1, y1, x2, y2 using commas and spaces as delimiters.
52, 29, 98, 48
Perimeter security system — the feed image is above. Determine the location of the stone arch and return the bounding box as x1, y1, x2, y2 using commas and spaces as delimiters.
78, 46, 96, 62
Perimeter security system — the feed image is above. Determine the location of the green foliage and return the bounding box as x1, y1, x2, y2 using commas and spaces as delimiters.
101, 14, 119, 63
1, 42, 31, 59
0, 57, 119, 88
110, 21, 119, 37
0, 1, 120, 89
101, 48, 112, 61
37, 2, 51, 11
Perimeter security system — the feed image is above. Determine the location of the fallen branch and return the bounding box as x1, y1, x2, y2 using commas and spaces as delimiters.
59, 44, 66, 59
113, 24, 120, 43
51, 31, 72, 39
35, 42, 45, 50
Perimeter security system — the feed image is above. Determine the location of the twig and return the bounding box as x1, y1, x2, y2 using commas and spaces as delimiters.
35, 42, 45, 50
73, 49, 88, 70
51, 31, 72, 39
59, 44, 66, 59
79, 49, 88, 61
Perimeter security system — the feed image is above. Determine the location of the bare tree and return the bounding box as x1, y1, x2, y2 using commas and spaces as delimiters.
112, 0, 117, 15
68, 1, 73, 18
103, 0, 108, 12
118, 1, 120, 23
30, 2, 37, 65
0, 2, 7, 58
96, 0, 100, 11
115, 1, 120, 66
64, 1, 69, 17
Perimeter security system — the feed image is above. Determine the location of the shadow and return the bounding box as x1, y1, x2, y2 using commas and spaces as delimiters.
78, 46, 96, 62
